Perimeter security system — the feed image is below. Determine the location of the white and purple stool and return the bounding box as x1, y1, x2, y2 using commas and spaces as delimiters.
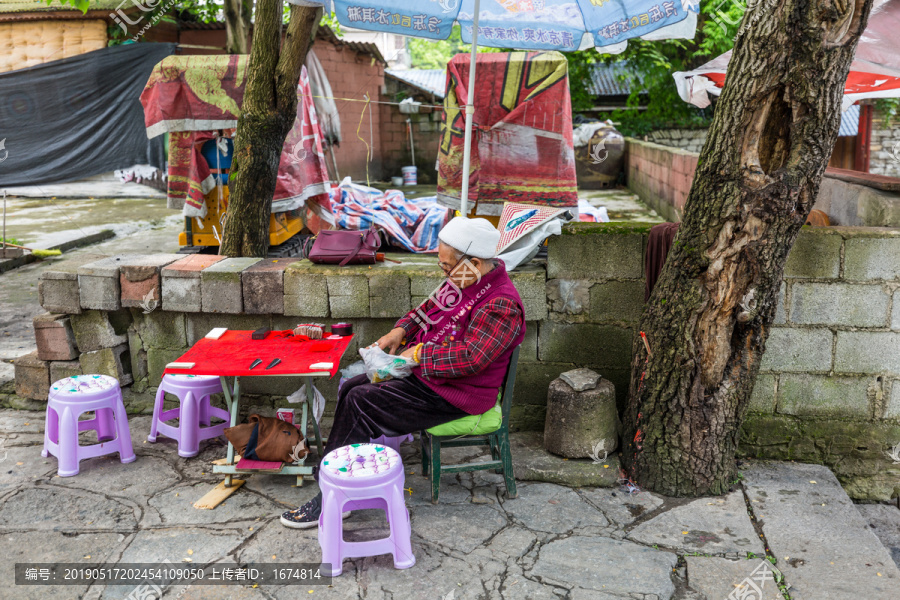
318, 443, 415, 576
42, 374, 136, 477
148, 374, 230, 458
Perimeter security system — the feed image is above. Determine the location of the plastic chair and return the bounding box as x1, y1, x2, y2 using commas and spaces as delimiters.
148, 374, 230, 458
42, 374, 136, 477
420, 346, 520, 504
318, 443, 415, 576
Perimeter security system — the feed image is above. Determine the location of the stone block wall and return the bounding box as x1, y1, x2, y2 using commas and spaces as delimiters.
15, 224, 900, 499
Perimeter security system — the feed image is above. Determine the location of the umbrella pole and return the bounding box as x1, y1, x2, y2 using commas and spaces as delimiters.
459, 0, 480, 217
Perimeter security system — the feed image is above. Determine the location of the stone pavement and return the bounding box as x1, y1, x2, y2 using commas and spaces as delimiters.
1, 409, 898, 600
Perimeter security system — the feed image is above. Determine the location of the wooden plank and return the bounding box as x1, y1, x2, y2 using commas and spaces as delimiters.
211, 454, 240, 465
193, 479, 245, 509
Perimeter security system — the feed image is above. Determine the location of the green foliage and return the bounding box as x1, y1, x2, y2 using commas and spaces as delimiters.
409, 24, 499, 70
0, 237, 22, 247
570, 2, 747, 135
875, 98, 900, 127
48, 0, 90, 13
318, 10, 343, 36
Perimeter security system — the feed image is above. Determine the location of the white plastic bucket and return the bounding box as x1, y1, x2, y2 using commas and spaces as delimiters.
391, 176, 404, 187
402, 166, 417, 186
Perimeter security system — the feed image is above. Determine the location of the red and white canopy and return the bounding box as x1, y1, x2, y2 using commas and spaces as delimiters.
673, 0, 900, 111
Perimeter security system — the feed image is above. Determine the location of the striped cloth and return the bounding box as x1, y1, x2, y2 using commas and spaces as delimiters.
328, 178, 449, 253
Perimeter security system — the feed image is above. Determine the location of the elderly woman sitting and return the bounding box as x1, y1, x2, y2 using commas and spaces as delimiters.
281, 217, 526, 528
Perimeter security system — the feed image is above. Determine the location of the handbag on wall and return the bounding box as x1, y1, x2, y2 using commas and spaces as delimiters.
304, 229, 380, 266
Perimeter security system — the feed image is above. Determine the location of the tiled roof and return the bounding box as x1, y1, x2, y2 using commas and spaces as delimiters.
0, 0, 123, 13
838, 104, 860, 137
586, 62, 635, 97
385, 68, 446, 98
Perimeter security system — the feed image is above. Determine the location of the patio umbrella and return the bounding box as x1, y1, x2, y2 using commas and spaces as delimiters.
307, 0, 700, 215
673, 0, 900, 110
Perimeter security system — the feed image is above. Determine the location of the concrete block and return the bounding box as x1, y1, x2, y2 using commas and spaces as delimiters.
147, 347, 186, 386
510, 268, 548, 321
790, 282, 891, 327
888, 380, 900, 419
14, 351, 50, 400
33, 313, 78, 361
243, 258, 298, 315
547, 223, 645, 280
77, 255, 140, 310
759, 327, 833, 373
784, 230, 842, 279
79, 344, 132, 386
201, 257, 262, 314
894, 289, 900, 331
774, 282, 787, 325
835, 331, 900, 374
588, 280, 645, 323
127, 329, 148, 383
513, 361, 576, 407
327, 275, 369, 318
161, 254, 226, 312
410, 273, 445, 298
368, 273, 410, 318
547, 279, 591, 315
118, 254, 181, 309
284, 269, 329, 318
747, 373, 776, 414
538, 322, 633, 369
777, 374, 872, 418
49, 359, 83, 384
38, 253, 108, 314
843, 235, 900, 281
70, 310, 131, 353
520, 322, 538, 362
136, 311, 187, 349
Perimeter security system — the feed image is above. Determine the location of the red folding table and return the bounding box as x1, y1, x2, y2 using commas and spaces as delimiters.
164, 330, 354, 487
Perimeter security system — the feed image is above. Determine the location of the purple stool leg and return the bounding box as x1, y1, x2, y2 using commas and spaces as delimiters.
95, 407, 116, 442
42, 404, 59, 458
387, 483, 415, 569
318, 487, 345, 577
148, 386, 164, 443
57, 405, 81, 477
178, 391, 200, 458
112, 392, 136, 463
199, 395, 211, 427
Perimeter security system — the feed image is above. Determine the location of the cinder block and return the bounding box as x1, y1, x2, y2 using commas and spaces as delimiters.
369, 273, 410, 318
118, 254, 181, 309
284, 270, 329, 317
243, 258, 298, 314
777, 374, 872, 418
588, 280, 645, 323
14, 351, 50, 401
201, 257, 262, 314
790, 282, 891, 327
519, 322, 538, 362
78, 255, 140, 310
894, 289, 900, 331
843, 235, 900, 281
510, 267, 548, 321
327, 275, 369, 318
759, 327, 833, 373
888, 380, 900, 419
127, 329, 148, 383
70, 310, 131, 353
538, 322, 633, 369
547, 279, 591, 315
135, 311, 187, 349
161, 254, 226, 312
79, 344, 132, 386
784, 230, 842, 279
747, 373, 776, 414
38, 253, 109, 314
547, 223, 644, 280
835, 331, 900, 374
147, 347, 191, 386
774, 282, 787, 325
33, 313, 77, 361
409, 273, 445, 298
49, 359, 83, 384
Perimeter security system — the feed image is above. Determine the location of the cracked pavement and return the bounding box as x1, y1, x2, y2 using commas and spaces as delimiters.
1, 409, 898, 600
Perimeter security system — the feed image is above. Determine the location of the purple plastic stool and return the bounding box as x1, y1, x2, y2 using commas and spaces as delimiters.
318, 443, 415, 576
42, 374, 136, 477
369, 433, 414, 453
148, 374, 230, 458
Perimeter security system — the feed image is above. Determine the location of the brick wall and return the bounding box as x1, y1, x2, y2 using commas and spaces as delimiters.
624, 138, 698, 222
16, 225, 900, 499
378, 76, 444, 183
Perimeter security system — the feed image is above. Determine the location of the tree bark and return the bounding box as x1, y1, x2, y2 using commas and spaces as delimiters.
223, 0, 251, 55
621, 0, 875, 496
220, 0, 321, 258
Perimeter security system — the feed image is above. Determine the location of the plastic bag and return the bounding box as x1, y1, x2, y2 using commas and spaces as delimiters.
359, 343, 417, 383
286, 384, 326, 423
340, 360, 366, 379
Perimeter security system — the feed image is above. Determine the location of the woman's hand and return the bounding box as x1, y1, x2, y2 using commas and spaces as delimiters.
376, 327, 406, 355
399, 346, 417, 361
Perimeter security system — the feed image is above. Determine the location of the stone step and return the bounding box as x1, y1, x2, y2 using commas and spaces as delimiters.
742, 460, 900, 599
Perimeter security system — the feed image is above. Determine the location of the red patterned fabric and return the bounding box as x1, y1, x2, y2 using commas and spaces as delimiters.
436, 51, 578, 216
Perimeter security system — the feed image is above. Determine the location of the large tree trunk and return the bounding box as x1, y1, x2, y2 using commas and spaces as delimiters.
621, 0, 875, 496
223, 0, 252, 54
221, 0, 320, 257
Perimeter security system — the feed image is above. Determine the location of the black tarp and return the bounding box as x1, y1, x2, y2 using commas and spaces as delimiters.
0, 43, 176, 187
